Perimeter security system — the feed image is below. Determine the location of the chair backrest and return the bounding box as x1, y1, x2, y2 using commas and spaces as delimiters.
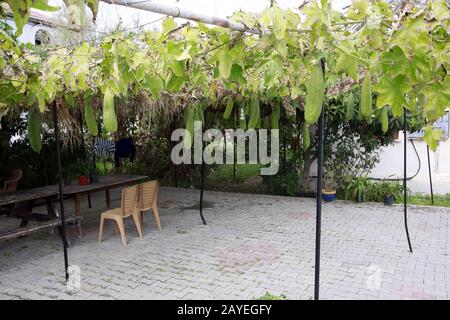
120, 185, 138, 217
2, 169, 23, 193
139, 180, 158, 210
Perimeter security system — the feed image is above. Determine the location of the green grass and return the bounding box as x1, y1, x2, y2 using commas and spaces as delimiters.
256, 292, 287, 300
206, 164, 262, 184
400, 193, 450, 207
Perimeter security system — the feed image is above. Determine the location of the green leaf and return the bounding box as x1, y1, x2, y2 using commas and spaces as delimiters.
431, 0, 449, 21
84, 94, 98, 136
166, 73, 184, 92
375, 74, 411, 117
423, 126, 442, 151
169, 60, 185, 77
85, 0, 99, 20
162, 17, 177, 34
28, 110, 42, 153
272, 6, 287, 40
145, 75, 164, 98
103, 88, 117, 133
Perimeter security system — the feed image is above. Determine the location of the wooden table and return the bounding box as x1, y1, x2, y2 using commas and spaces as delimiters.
0, 186, 77, 242
61, 175, 148, 237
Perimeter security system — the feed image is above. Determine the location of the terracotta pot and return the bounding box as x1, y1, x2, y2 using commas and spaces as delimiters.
78, 175, 89, 185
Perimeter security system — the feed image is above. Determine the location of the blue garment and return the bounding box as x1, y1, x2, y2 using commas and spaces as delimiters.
114, 138, 136, 167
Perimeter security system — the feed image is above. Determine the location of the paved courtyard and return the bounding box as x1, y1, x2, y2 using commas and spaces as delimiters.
0, 187, 449, 300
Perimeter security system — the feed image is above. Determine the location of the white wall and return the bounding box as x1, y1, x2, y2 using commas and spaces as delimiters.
370, 134, 450, 194
5, 19, 53, 44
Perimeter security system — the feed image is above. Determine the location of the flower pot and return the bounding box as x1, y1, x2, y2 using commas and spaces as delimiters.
322, 189, 336, 202
384, 195, 394, 206
78, 175, 89, 185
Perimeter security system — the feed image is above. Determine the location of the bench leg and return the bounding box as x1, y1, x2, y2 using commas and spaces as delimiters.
74, 194, 83, 238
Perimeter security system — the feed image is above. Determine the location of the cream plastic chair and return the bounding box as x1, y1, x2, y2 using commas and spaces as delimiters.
139, 180, 161, 230
98, 185, 142, 245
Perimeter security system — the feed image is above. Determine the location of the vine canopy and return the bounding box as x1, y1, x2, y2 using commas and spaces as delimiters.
0, 0, 449, 151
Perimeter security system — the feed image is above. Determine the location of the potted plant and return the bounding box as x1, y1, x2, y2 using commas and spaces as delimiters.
69, 159, 90, 185
322, 169, 336, 202
377, 180, 402, 206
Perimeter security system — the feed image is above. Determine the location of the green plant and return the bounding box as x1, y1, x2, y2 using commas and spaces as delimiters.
256, 292, 287, 300
323, 168, 336, 191
374, 180, 403, 202
344, 176, 370, 202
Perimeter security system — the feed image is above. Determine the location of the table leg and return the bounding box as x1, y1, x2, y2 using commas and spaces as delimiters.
88, 193, 92, 208
74, 194, 83, 238
46, 197, 58, 219
105, 190, 111, 209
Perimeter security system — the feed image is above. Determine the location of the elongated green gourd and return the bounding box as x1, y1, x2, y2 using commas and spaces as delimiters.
184, 107, 194, 149
84, 95, 98, 136
305, 63, 325, 124
303, 123, 310, 150
103, 88, 117, 132
28, 110, 42, 153
223, 97, 234, 120
346, 92, 355, 122
360, 71, 372, 118
380, 106, 389, 133
271, 104, 280, 129
248, 98, 260, 129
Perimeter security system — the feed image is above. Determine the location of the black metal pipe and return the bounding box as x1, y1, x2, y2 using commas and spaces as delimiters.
314, 58, 326, 300
233, 108, 236, 180
52, 101, 70, 281
282, 106, 286, 175
427, 145, 434, 205
403, 107, 413, 253
199, 108, 207, 225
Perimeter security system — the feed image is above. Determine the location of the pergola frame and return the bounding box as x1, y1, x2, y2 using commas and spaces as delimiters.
42, 0, 437, 299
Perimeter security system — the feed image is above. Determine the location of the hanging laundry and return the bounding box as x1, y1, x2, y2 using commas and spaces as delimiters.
115, 137, 136, 168
93, 138, 115, 159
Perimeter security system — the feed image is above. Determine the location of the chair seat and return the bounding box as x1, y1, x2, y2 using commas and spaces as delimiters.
101, 208, 122, 219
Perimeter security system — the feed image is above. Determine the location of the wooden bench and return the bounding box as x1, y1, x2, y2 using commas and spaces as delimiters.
0, 186, 76, 244
0, 215, 80, 242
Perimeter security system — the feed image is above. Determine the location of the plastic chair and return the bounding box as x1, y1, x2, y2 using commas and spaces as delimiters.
139, 180, 161, 230
1, 169, 23, 193
98, 185, 142, 245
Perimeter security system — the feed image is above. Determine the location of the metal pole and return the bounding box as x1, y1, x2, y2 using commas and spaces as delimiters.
314, 58, 326, 300
199, 108, 207, 225
427, 146, 434, 205
282, 106, 286, 175
101, 0, 260, 34
52, 101, 70, 281
233, 108, 236, 180
403, 107, 413, 253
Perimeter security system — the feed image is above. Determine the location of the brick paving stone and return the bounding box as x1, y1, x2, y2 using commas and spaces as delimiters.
0, 187, 449, 300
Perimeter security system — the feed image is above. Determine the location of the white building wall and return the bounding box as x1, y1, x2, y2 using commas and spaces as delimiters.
370, 134, 450, 195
